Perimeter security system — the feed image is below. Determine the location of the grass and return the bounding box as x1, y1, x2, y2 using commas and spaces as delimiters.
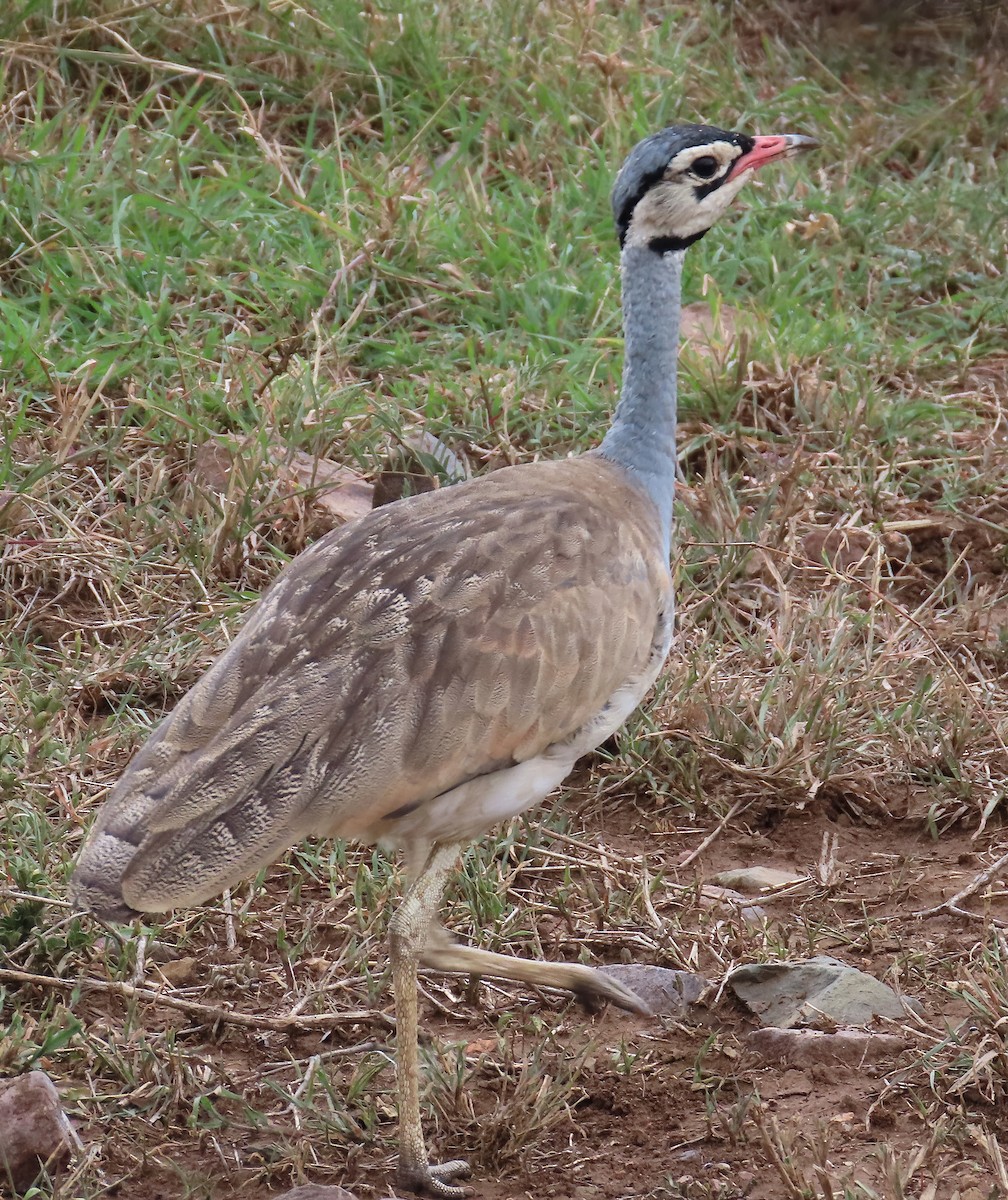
2, 0, 1008, 1197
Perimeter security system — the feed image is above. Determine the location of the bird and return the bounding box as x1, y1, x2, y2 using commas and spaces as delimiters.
70, 122, 818, 1197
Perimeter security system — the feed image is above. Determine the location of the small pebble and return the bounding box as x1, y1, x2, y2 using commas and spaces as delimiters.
712, 866, 805, 892
0, 1071, 76, 1190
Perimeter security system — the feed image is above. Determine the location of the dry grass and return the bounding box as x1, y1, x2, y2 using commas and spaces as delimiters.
661, 356, 1008, 829
2, 0, 1008, 1197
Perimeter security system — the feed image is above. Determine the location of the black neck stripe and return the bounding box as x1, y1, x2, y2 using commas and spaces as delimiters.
647, 230, 707, 254
615, 165, 668, 247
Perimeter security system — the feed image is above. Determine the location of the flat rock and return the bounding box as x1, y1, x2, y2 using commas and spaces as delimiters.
271, 1187, 360, 1200
158, 955, 199, 986
711, 867, 805, 893
748, 1027, 908, 1066
727, 956, 917, 1028
698, 885, 766, 926
284, 451, 374, 524
0, 1071, 75, 1190
597, 965, 709, 1016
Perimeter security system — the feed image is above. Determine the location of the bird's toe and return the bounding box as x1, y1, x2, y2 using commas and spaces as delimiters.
574, 970, 652, 1017
398, 1156, 472, 1198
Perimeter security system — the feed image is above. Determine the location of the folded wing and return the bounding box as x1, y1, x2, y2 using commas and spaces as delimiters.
71, 456, 670, 916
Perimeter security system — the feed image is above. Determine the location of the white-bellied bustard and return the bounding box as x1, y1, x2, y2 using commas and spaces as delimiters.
71, 123, 818, 1196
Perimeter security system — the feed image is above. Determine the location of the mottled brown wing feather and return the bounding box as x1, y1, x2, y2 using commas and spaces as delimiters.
72, 456, 669, 914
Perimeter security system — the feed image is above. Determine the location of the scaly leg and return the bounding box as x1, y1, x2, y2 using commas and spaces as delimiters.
389, 842, 472, 1198
401, 845, 648, 1018
420, 925, 650, 1015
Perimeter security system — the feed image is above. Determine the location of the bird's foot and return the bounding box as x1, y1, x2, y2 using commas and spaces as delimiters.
397, 1156, 472, 1198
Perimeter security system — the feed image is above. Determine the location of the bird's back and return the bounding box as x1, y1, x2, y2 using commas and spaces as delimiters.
70, 454, 671, 920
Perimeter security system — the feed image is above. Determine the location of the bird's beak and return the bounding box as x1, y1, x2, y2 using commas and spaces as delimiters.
727, 133, 819, 180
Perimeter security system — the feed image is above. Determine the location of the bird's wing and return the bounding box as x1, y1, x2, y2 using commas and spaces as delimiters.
74, 456, 670, 913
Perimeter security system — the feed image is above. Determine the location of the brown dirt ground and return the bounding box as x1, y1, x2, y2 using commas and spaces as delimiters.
16, 357, 1008, 1200
55, 791, 1008, 1200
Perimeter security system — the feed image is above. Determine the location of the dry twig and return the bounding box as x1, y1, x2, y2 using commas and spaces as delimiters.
0, 967, 395, 1032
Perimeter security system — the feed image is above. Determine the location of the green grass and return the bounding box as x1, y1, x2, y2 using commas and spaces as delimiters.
3, 1, 1008, 1197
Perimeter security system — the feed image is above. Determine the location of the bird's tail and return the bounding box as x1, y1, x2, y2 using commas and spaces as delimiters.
68, 821, 147, 923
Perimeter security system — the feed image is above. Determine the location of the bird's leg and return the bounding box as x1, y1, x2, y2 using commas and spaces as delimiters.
420, 926, 650, 1016
389, 842, 472, 1198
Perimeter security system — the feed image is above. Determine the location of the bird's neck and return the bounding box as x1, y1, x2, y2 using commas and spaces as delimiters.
599, 244, 683, 557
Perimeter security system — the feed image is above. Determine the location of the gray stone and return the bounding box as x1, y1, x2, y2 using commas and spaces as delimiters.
711, 867, 805, 893
727, 956, 917, 1028
748, 1027, 907, 1066
597, 965, 709, 1016
0, 1071, 75, 1191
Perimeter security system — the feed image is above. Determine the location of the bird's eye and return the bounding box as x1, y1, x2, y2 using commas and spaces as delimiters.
690, 155, 720, 180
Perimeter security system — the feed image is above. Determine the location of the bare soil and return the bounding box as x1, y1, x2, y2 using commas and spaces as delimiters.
56, 792, 1008, 1200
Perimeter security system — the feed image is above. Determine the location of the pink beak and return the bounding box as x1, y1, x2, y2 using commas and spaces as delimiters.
727, 133, 819, 180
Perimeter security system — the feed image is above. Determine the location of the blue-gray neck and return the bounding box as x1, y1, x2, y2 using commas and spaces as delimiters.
598, 244, 683, 558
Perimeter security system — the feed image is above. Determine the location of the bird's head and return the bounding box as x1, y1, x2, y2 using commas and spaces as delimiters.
612, 123, 818, 253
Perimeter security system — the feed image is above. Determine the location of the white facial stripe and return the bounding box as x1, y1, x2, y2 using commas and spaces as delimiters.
665, 140, 742, 179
